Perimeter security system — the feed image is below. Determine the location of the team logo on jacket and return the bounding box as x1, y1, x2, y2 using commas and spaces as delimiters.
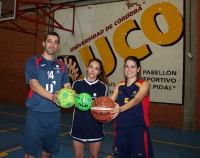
131, 91, 137, 97
92, 93, 97, 99
54, 65, 61, 73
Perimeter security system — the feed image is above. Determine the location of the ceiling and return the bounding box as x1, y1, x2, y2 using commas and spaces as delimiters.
20, 0, 123, 10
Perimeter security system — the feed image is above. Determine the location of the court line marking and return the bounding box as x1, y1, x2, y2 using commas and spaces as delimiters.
105, 132, 114, 134
0, 127, 23, 134
152, 140, 200, 150
0, 128, 18, 132
0, 112, 26, 118
0, 147, 22, 157
60, 132, 70, 136
60, 124, 71, 127
106, 153, 114, 158
0, 142, 22, 151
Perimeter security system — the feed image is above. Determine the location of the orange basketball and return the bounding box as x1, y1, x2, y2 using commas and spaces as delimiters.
91, 96, 115, 123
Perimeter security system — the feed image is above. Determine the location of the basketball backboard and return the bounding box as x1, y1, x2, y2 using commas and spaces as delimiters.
0, 0, 18, 21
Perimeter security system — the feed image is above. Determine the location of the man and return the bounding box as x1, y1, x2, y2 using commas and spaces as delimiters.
22, 32, 71, 158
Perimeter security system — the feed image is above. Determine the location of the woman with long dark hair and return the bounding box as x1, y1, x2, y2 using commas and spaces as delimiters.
70, 58, 109, 158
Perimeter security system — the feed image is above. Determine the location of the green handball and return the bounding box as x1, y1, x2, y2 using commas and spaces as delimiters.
57, 88, 76, 108
75, 93, 93, 111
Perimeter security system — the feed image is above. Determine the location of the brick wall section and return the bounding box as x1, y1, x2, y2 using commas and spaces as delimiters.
195, 1, 200, 132
0, 0, 48, 106
149, 103, 183, 129
0, 16, 46, 106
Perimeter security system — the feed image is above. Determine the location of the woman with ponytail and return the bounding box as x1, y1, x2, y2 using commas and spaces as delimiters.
70, 58, 109, 158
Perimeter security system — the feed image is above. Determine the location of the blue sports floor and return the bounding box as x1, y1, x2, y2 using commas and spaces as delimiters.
0, 103, 200, 158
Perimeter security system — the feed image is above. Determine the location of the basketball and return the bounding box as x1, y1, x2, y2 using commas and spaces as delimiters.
57, 88, 76, 108
75, 93, 93, 111
91, 96, 115, 123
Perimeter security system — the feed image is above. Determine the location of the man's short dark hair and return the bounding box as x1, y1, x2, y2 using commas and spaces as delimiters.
44, 32, 60, 44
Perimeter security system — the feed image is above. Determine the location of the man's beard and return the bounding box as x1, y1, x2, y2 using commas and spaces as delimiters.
45, 48, 56, 55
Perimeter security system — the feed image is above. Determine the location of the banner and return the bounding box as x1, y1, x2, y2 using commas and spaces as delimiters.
55, 0, 184, 104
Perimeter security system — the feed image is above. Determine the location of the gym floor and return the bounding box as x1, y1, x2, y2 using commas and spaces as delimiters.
0, 103, 200, 158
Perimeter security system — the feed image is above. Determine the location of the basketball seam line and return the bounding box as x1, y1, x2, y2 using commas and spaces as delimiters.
91, 107, 113, 110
